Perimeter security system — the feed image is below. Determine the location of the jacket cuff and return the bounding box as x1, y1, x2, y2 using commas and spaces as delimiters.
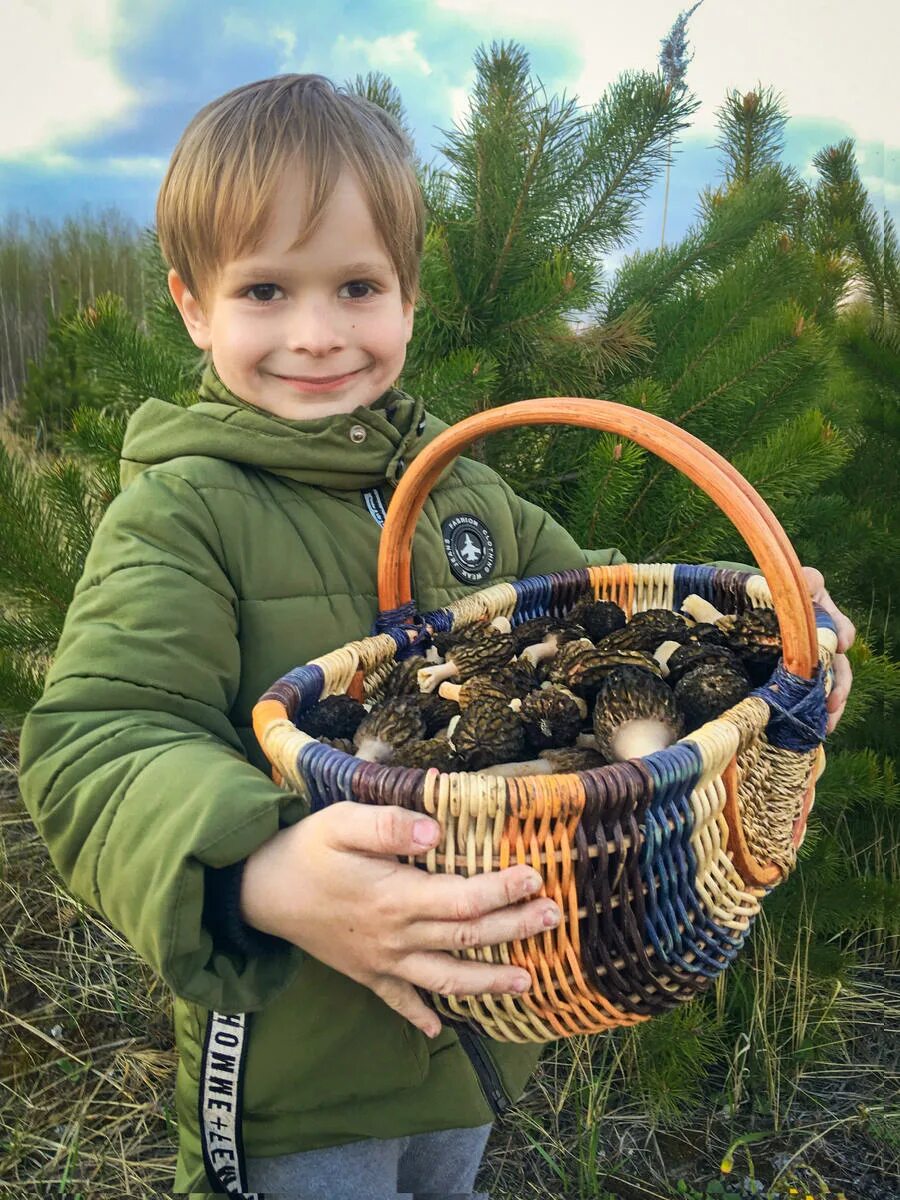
204, 861, 292, 958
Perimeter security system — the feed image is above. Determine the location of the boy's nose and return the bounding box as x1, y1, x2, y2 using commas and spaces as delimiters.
286, 302, 346, 354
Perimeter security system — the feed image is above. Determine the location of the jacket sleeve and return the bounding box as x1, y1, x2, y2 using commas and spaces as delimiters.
17, 467, 308, 1013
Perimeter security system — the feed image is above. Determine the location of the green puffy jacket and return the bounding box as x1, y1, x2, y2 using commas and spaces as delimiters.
19, 362, 636, 1193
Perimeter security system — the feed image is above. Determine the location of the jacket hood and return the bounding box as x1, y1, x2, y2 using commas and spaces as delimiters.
120, 361, 452, 492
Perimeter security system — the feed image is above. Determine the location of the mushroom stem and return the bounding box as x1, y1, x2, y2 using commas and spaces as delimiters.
575, 732, 601, 750
520, 634, 562, 666
490, 616, 513, 633
417, 660, 459, 693
611, 718, 676, 761
474, 758, 551, 777
681, 594, 726, 625
653, 639, 682, 678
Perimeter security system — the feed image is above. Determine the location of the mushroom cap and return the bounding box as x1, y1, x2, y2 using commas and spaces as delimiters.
519, 684, 585, 750
353, 697, 427, 761
685, 622, 731, 648
595, 609, 691, 653
551, 646, 665, 701
450, 698, 526, 769
390, 736, 462, 772
540, 746, 608, 772
379, 655, 426, 699
593, 665, 685, 761
451, 633, 517, 680
718, 608, 782, 681
674, 662, 751, 729
567, 598, 627, 643
295, 694, 368, 739
666, 642, 747, 688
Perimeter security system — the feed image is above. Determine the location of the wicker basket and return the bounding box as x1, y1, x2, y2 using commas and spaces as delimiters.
252, 400, 837, 1043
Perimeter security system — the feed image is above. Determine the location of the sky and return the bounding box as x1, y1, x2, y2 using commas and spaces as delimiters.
0, 0, 896, 275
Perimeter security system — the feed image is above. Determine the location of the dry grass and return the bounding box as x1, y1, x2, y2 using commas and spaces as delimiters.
2, 729, 897, 1199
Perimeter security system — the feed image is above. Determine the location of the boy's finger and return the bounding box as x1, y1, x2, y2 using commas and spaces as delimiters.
404, 864, 545, 921
401, 895, 559, 956
369, 975, 443, 1039
405, 951, 533, 1000
326, 801, 441, 857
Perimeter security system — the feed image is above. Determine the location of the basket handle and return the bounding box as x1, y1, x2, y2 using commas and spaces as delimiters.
377, 399, 818, 679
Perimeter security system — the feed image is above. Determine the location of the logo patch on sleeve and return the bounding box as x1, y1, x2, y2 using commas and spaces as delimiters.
441, 513, 496, 584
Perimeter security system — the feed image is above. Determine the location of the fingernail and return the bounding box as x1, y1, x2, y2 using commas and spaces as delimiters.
542, 906, 560, 927
413, 819, 439, 848
513, 973, 531, 992
523, 872, 543, 895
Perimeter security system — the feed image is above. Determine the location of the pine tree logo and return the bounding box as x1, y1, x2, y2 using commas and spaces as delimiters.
441, 513, 496, 584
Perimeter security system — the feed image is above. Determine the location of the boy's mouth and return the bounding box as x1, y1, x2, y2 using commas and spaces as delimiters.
275, 368, 364, 392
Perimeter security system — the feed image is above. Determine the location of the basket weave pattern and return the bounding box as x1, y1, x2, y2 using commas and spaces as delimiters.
254, 562, 836, 1043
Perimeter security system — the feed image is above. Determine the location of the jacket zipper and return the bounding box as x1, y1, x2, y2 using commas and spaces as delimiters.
455, 1024, 511, 1118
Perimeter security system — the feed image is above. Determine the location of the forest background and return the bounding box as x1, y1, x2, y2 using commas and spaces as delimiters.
0, 38, 898, 1200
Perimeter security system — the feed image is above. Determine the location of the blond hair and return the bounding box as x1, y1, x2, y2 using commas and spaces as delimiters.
155, 74, 425, 312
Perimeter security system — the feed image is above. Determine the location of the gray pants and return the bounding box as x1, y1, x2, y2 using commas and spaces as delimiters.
245, 1121, 494, 1198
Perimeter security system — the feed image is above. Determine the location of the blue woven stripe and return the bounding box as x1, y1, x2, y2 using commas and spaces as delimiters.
297, 740, 361, 813
673, 564, 718, 612
261, 665, 324, 722
512, 574, 553, 623
639, 744, 749, 978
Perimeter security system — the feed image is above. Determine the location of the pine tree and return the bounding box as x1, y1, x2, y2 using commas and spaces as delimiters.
657, 1, 704, 248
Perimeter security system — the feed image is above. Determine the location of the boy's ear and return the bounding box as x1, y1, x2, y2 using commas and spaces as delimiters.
167, 269, 213, 351
403, 295, 415, 344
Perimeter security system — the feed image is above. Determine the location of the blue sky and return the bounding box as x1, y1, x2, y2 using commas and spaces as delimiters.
0, 0, 895, 277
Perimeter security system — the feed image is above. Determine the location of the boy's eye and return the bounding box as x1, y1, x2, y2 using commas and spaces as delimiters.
339, 280, 375, 299
245, 284, 281, 304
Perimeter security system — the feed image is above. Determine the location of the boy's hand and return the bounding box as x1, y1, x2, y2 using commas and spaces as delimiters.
800, 566, 855, 734
239, 801, 557, 1039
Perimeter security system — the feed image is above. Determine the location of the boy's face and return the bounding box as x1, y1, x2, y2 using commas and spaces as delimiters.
168, 167, 415, 419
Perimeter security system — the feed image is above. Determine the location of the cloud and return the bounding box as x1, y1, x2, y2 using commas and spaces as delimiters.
0, 0, 141, 161
332, 31, 434, 77
7, 151, 167, 177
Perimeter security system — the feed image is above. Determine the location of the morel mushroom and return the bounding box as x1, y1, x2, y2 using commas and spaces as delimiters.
417, 632, 516, 693
353, 697, 427, 762
378, 655, 426, 699
406, 692, 461, 735
318, 736, 356, 754
665, 642, 747, 689
681, 594, 781, 683
549, 644, 664, 703
438, 672, 517, 709
479, 745, 608, 776
595, 609, 691, 654
390, 737, 461, 772
449, 698, 526, 770
518, 684, 587, 750
721, 608, 782, 683
593, 665, 685, 761
566, 598, 627, 643
674, 663, 750, 730
519, 624, 588, 667
295, 694, 368, 740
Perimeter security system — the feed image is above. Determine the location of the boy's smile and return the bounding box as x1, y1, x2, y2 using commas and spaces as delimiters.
169, 167, 415, 420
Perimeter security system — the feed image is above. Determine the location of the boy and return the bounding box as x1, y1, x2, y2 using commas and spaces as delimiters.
18, 73, 854, 1198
